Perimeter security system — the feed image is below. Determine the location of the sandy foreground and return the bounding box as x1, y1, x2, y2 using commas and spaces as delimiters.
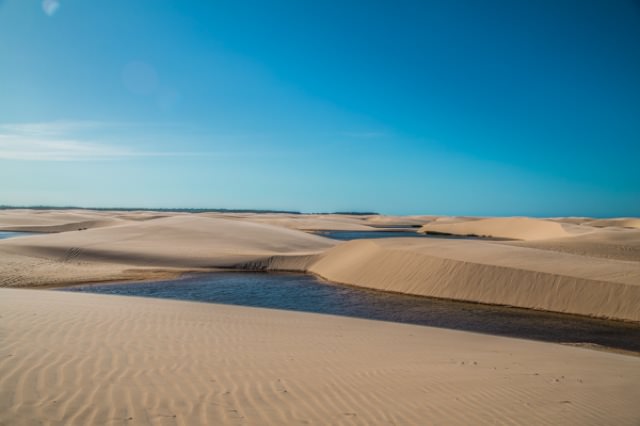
1, 288, 639, 426
1, 210, 640, 424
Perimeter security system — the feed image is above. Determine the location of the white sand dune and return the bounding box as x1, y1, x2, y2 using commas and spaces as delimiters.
2, 288, 639, 426
363, 215, 434, 227
430, 216, 482, 224
2, 210, 640, 424
544, 217, 640, 229
111, 212, 177, 221
198, 212, 436, 231
419, 216, 640, 261
245, 216, 376, 231
420, 217, 593, 241
0, 215, 335, 271
2, 211, 640, 321
249, 237, 640, 322
0, 213, 334, 288
0, 209, 128, 233
549, 217, 593, 225
0, 249, 186, 288
583, 218, 640, 229
197, 212, 378, 231
507, 227, 640, 261
0, 213, 337, 288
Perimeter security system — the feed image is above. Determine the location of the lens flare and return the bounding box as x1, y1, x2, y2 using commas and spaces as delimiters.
42, 0, 60, 16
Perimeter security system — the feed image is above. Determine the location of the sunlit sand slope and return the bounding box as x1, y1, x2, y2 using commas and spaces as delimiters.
0, 209, 128, 232
0, 215, 335, 287
2, 210, 639, 321
195, 212, 378, 231
507, 228, 640, 261
1, 288, 639, 426
583, 218, 640, 229
253, 238, 640, 321
420, 217, 591, 240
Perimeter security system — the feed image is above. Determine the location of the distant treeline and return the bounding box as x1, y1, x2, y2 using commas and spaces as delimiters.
316, 211, 379, 216
0, 205, 379, 215
0, 205, 301, 214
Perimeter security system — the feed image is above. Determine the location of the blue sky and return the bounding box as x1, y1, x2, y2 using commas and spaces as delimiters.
1, 0, 639, 216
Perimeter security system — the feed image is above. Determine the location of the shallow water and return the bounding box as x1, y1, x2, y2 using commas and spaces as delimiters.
0, 231, 34, 240
316, 230, 428, 240
59, 272, 640, 353
316, 230, 509, 241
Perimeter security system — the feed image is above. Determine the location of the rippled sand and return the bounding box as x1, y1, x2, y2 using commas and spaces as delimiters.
2, 288, 639, 425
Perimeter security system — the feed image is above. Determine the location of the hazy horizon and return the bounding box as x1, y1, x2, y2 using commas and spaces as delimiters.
0, 204, 634, 219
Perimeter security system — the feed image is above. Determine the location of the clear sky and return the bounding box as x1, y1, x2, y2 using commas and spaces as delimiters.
1, 0, 639, 216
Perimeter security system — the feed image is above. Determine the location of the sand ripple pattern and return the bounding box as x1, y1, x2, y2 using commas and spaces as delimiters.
1, 289, 639, 425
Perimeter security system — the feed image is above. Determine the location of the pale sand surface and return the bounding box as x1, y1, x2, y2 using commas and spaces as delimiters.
0, 250, 188, 288
199, 212, 432, 230
241, 215, 377, 231
0, 215, 335, 268
362, 215, 434, 227
548, 217, 594, 225
2, 288, 639, 426
582, 218, 640, 229
418, 216, 640, 261
196, 212, 380, 231
0, 213, 335, 287
420, 217, 593, 240
508, 227, 640, 261
428, 216, 482, 224
1, 210, 639, 321
0, 209, 129, 233
255, 238, 640, 321
2, 210, 640, 425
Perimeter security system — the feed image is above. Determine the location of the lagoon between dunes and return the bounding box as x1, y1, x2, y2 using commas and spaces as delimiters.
1, 209, 640, 425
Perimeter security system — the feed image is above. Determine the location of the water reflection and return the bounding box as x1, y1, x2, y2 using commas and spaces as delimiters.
59, 272, 640, 353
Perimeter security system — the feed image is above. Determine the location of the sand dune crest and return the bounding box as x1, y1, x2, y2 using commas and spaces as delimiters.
249, 238, 640, 321
0, 215, 336, 269
420, 217, 592, 240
